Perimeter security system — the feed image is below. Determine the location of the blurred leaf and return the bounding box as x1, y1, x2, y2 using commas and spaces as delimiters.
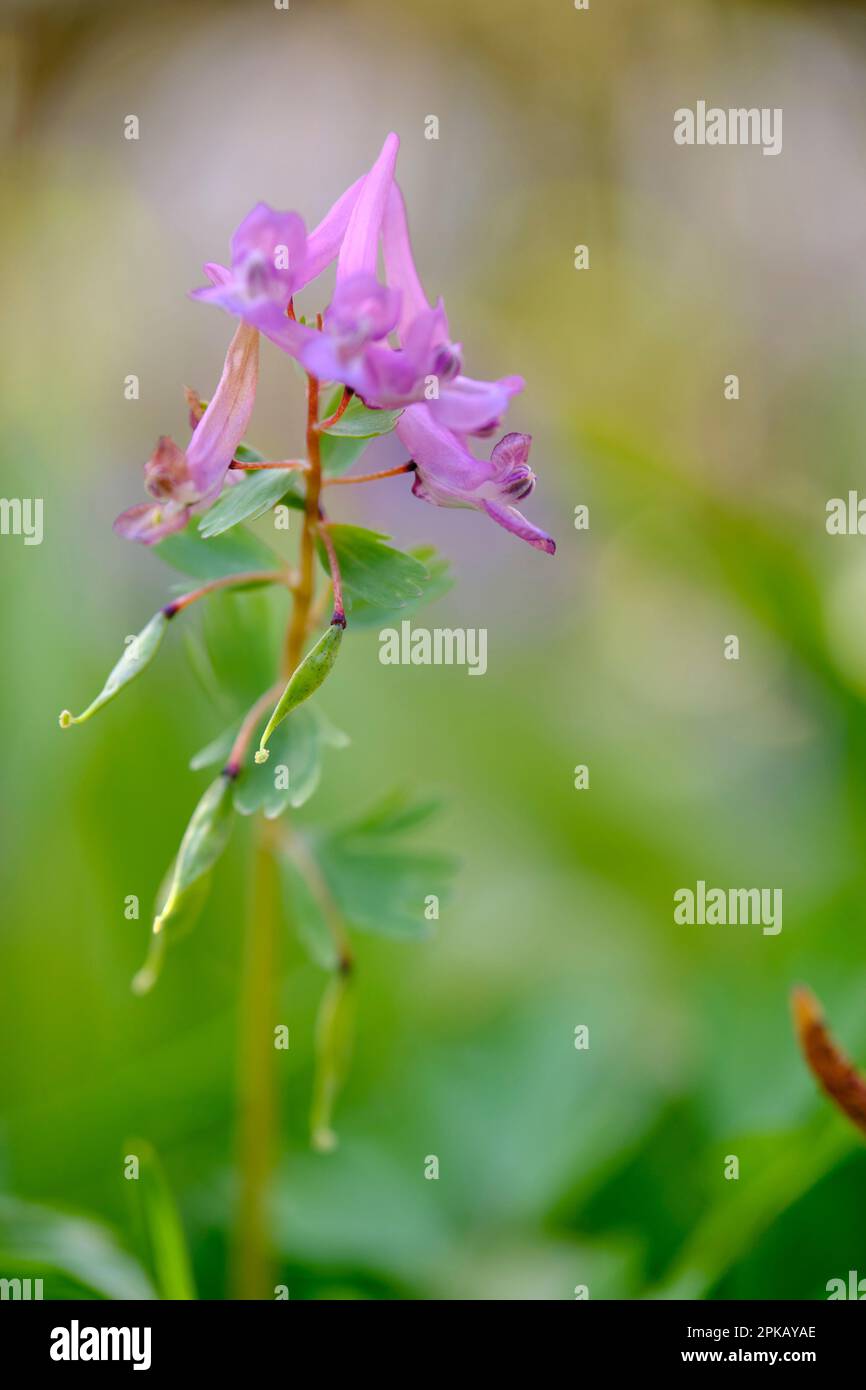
288, 793, 457, 943
317, 525, 430, 611
155, 519, 281, 581
198, 469, 304, 539
0, 1197, 155, 1300
233, 705, 349, 818
189, 725, 235, 772
60, 611, 168, 727
200, 588, 282, 706
125, 1140, 196, 1300
341, 544, 453, 627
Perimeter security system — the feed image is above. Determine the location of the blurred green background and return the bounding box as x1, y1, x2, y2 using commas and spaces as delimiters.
3, 0, 866, 1300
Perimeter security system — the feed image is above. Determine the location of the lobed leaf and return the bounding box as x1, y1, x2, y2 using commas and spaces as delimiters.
316, 525, 430, 611
155, 519, 281, 581
197, 468, 304, 539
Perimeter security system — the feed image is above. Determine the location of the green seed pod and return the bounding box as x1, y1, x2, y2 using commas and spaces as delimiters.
133, 773, 234, 995
256, 621, 344, 763
155, 774, 234, 935
309, 970, 355, 1153
60, 610, 169, 728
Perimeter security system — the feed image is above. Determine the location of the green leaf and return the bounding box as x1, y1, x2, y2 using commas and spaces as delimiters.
256, 623, 344, 762
197, 468, 304, 539
200, 588, 282, 706
341, 544, 453, 626
283, 793, 458, 946
0, 1197, 156, 1300
59, 611, 168, 728
320, 842, 456, 939
317, 525, 430, 611
189, 725, 235, 772
233, 705, 348, 818
125, 1141, 195, 1300
155, 519, 281, 581
319, 389, 402, 477
321, 394, 402, 439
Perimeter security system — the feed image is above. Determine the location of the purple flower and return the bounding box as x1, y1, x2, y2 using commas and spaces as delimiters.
115, 322, 259, 545
395, 403, 555, 554
301, 163, 524, 434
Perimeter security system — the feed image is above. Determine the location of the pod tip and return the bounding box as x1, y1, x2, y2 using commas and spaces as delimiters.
59, 709, 74, 729
254, 748, 269, 765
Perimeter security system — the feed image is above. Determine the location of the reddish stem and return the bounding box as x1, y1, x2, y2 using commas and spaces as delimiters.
322, 461, 416, 487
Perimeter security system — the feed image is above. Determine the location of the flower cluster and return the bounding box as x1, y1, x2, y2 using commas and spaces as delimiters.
116, 133, 555, 555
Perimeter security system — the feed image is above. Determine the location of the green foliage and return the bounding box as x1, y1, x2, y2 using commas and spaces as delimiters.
316, 525, 431, 612
0, 1198, 155, 1300
344, 543, 453, 626
285, 791, 457, 951
197, 468, 304, 539
125, 1141, 196, 1300
234, 706, 349, 817
319, 389, 402, 476
155, 520, 281, 580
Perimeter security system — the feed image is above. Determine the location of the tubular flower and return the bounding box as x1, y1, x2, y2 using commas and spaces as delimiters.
115, 321, 259, 544
380, 182, 525, 435
395, 403, 555, 554
303, 148, 524, 434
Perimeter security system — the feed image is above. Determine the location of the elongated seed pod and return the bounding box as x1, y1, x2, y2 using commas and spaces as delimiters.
791, 985, 866, 1137
310, 969, 355, 1153
255, 621, 344, 763
59, 610, 169, 727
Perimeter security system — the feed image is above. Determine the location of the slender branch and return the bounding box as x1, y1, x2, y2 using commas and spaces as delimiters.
281, 826, 354, 974
163, 570, 287, 619
322, 461, 416, 487
223, 682, 283, 780
232, 816, 280, 1299
315, 520, 345, 626
282, 369, 323, 675
313, 385, 354, 435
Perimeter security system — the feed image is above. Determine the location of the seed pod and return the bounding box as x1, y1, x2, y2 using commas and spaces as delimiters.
60, 610, 169, 728
310, 969, 355, 1153
255, 621, 344, 763
155, 774, 235, 935
133, 774, 234, 995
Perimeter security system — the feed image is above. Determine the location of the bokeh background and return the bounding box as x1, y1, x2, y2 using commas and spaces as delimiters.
3, 0, 866, 1300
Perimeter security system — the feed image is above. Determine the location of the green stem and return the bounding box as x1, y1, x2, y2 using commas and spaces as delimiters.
232, 818, 279, 1299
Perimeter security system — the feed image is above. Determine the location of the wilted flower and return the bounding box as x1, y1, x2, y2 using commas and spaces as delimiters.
396, 403, 555, 554
115, 321, 259, 544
